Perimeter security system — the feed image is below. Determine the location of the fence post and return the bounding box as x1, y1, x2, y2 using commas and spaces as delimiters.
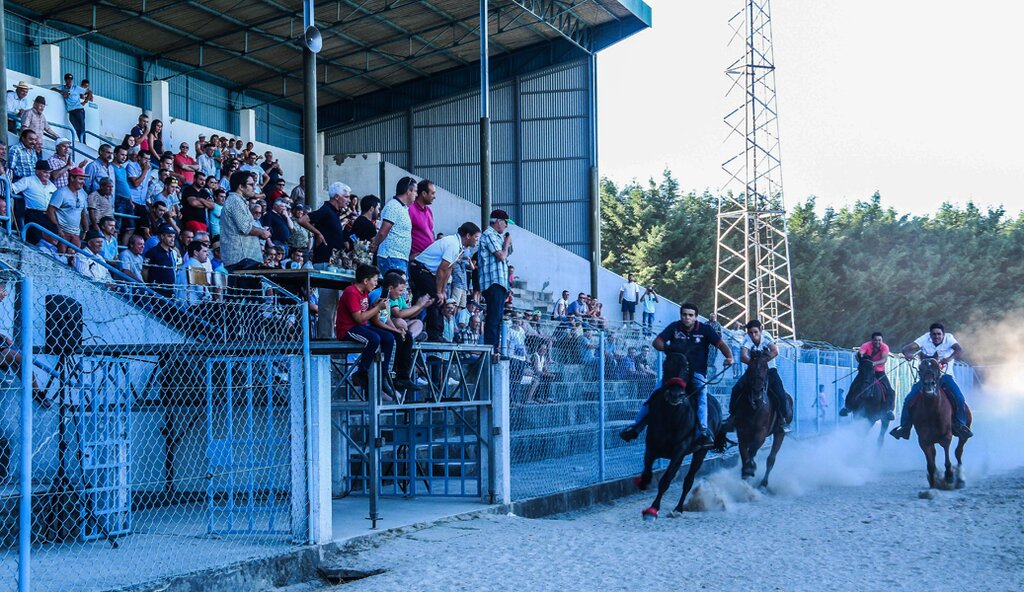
597, 331, 606, 482
18, 276, 33, 592
367, 354, 380, 529
815, 350, 821, 434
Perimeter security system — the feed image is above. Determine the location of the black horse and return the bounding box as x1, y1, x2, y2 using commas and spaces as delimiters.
636, 353, 723, 520
846, 355, 893, 447
730, 350, 786, 489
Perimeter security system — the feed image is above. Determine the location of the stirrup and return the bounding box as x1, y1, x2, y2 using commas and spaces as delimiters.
889, 425, 910, 440
953, 423, 973, 439
838, 407, 850, 417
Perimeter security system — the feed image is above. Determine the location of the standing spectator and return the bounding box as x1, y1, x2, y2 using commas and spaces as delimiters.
335, 264, 396, 396
47, 167, 89, 249
553, 290, 570, 321
640, 286, 659, 329
619, 273, 641, 324
449, 246, 474, 310
6, 81, 31, 132
220, 171, 271, 270
262, 198, 293, 245
210, 189, 227, 239
84, 144, 115, 194
144, 119, 163, 165
370, 176, 416, 276
21, 96, 57, 139
130, 113, 149, 140
239, 152, 267, 186
86, 177, 115, 231
194, 134, 207, 158
408, 179, 436, 259
143, 223, 182, 297
12, 160, 57, 239
308, 182, 350, 266
478, 209, 513, 357
74, 230, 112, 282
52, 73, 90, 141
411, 222, 482, 342
119, 234, 146, 281
197, 143, 218, 178
46, 138, 77, 189
97, 216, 118, 261
290, 175, 305, 203
110, 145, 132, 230
287, 203, 312, 253
126, 149, 154, 237
180, 172, 214, 232
173, 141, 200, 185
351, 195, 380, 243
260, 151, 283, 191
265, 178, 288, 202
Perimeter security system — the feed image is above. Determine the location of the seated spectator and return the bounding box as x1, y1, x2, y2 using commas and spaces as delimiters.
283, 247, 310, 270
290, 175, 305, 203
74, 230, 112, 283
177, 228, 195, 257
98, 216, 118, 261
566, 292, 588, 318
177, 240, 214, 304
119, 234, 145, 281
180, 172, 214, 232
21, 96, 57, 139
335, 264, 395, 397
239, 152, 267, 187
262, 198, 293, 245
173, 141, 200, 185
6, 81, 31, 132
369, 272, 420, 392
441, 300, 458, 343
142, 223, 182, 298
87, 177, 115, 231
384, 270, 431, 343
265, 178, 288, 201
553, 290, 570, 321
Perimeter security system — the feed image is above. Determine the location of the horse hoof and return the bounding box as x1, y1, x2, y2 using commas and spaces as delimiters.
667, 510, 684, 519
641, 507, 658, 521
633, 476, 649, 491
955, 479, 966, 490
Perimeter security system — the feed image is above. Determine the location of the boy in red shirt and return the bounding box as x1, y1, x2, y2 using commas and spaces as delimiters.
336, 264, 395, 397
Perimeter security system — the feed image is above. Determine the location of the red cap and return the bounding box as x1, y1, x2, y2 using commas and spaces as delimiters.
68, 167, 86, 177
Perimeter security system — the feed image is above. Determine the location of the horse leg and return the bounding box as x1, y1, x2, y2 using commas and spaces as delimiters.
744, 436, 764, 482
674, 450, 708, 512
922, 442, 937, 488
738, 436, 752, 479
954, 435, 967, 489
877, 418, 890, 449
637, 447, 655, 491
644, 453, 686, 521
760, 429, 785, 490
942, 439, 954, 486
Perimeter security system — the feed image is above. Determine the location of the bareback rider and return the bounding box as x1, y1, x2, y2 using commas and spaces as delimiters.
724, 320, 793, 432
890, 323, 973, 440
840, 331, 896, 419
619, 302, 733, 449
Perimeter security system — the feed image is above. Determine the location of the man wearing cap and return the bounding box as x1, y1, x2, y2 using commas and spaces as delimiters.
47, 138, 77, 189
479, 209, 513, 357
52, 73, 89, 141
48, 166, 89, 249
12, 160, 57, 238
6, 82, 31, 131
370, 176, 416, 276
75, 230, 112, 282
21, 96, 57, 139
411, 221, 482, 342
409, 179, 436, 260
87, 177, 116, 231
174, 142, 200, 185
143, 223, 183, 298
84, 144, 115, 194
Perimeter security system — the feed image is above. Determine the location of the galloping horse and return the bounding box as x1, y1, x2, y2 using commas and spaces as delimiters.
848, 355, 892, 447
636, 353, 723, 520
912, 356, 971, 489
731, 350, 785, 489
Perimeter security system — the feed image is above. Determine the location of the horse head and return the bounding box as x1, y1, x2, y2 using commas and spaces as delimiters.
747, 349, 771, 411
856, 354, 876, 375
660, 353, 692, 406
919, 355, 942, 396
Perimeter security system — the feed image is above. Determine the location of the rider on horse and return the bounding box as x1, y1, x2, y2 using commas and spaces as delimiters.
724, 319, 793, 432
890, 323, 973, 440
619, 302, 734, 449
840, 331, 897, 419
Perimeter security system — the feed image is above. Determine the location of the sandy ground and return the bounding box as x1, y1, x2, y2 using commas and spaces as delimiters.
318, 422, 1024, 592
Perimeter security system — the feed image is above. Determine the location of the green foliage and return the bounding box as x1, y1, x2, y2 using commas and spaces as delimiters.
601, 172, 1024, 347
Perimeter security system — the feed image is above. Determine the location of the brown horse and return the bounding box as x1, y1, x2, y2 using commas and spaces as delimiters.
731, 351, 785, 489
912, 356, 971, 489
848, 356, 892, 447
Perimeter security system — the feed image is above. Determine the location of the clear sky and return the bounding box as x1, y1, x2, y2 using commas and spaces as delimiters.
597, 0, 1024, 217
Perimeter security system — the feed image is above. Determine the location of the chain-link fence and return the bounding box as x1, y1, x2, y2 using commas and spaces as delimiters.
507, 318, 979, 501
0, 271, 310, 592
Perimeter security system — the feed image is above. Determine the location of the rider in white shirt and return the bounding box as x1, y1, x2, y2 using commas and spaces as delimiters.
890, 322, 971, 440
725, 319, 792, 432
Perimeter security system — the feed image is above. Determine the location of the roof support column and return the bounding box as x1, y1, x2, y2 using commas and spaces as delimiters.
479, 0, 491, 229
39, 44, 62, 86
303, 0, 319, 207
588, 53, 600, 297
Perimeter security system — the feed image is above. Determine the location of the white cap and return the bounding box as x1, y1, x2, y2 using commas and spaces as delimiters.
55, 138, 72, 146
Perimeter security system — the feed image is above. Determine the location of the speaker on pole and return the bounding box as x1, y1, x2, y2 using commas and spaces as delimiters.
45, 294, 83, 357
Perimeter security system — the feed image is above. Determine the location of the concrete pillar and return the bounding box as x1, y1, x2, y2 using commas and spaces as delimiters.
490, 361, 511, 505
38, 44, 62, 86
239, 108, 256, 142
308, 356, 334, 544
150, 80, 169, 123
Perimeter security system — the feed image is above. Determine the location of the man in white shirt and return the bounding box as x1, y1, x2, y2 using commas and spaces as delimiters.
890, 323, 971, 440
74, 230, 112, 282
553, 290, 570, 321
6, 81, 31, 128
619, 273, 641, 324
410, 221, 481, 342
725, 319, 793, 432
12, 160, 57, 243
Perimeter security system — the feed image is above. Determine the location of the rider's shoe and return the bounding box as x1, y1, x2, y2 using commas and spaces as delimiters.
619, 426, 640, 442
952, 423, 974, 439
886, 411, 895, 421
889, 425, 911, 440
694, 428, 714, 450
782, 421, 793, 434
838, 407, 850, 417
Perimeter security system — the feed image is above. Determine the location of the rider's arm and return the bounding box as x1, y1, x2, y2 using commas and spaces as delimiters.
901, 342, 920, 360
652, 336, 666, 352
944, 343, 964, 365
740, 346, 751, 365
715, 339, 734, 365
768, 342, 779, 360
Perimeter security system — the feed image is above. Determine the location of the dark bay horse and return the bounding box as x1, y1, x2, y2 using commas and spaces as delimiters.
731, 350, 785, 489
848, 356, 892, 447
636, 354, 723, 520
912, 356, 971, 489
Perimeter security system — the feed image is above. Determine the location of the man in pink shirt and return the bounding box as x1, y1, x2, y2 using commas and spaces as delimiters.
408, 179, 436, 259
840, 331, 896, 419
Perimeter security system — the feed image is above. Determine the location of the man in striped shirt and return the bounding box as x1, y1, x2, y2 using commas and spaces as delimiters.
478, 209, 513, 358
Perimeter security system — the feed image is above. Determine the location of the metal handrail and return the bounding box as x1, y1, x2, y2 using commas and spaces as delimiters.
83, 130, 120, 149
0, 177, 13, 233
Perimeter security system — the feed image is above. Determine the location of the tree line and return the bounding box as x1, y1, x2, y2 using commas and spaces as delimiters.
600, 170, 1023, 347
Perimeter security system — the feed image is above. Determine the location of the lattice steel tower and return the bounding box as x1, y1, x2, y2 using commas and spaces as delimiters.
716, 0, 796, 339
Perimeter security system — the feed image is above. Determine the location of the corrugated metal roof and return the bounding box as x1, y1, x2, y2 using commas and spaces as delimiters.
8, 0, 650, 108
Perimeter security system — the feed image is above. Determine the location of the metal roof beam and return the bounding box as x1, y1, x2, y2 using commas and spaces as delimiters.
504, 0, 594, 53
330, 0, 472, 66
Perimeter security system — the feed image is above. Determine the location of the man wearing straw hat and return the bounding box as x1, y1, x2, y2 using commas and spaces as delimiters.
5, 81, 31, 132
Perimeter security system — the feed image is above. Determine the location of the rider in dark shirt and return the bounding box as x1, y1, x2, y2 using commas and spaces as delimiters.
620, 302, 733, 448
